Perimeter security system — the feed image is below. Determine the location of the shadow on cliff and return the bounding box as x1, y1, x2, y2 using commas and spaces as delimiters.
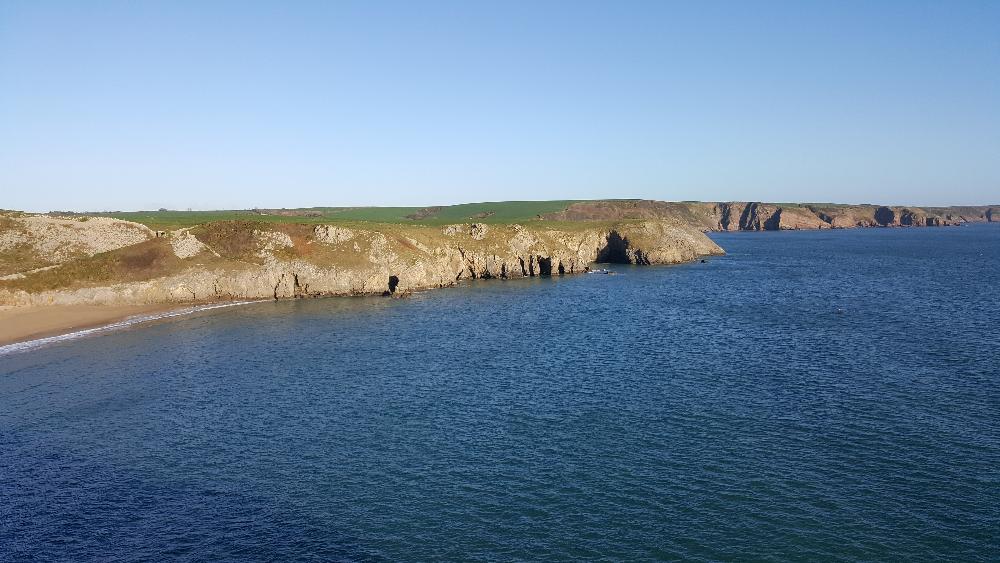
595, 231, 650, 264
597, 231, 630, 263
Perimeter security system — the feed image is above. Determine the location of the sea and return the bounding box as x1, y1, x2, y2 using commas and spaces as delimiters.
2, 225, 998, 561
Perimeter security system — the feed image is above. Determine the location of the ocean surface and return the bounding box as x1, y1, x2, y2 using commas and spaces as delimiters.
2, 225, 999, 561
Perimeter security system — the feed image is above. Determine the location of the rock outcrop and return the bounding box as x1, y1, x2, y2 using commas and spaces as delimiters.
0, 213, 154, 276
169, 229, 215, 259
713, 202, 831, 231
0, 219, 723, 307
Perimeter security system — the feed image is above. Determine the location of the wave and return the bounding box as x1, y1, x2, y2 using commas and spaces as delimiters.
0, 301, 256, 356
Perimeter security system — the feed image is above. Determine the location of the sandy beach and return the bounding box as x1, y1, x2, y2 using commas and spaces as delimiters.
0, 304, 187, 347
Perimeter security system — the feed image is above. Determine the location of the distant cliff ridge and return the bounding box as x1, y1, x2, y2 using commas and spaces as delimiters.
540, 201, 999, 231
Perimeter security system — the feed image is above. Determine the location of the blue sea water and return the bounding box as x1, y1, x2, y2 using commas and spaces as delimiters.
2, 225, 999, 561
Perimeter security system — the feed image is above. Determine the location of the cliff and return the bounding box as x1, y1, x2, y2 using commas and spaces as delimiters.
0, 215, 723, 307
541, 201, 1000, 231
4, 198, 995, 309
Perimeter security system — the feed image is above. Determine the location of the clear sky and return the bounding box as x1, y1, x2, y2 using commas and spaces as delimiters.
1, 0, 997, 212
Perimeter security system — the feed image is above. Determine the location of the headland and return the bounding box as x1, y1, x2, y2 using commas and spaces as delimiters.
2, 199, 996, 345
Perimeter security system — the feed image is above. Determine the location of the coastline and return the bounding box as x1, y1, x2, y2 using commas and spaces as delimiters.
5, 223, 993, 351
0, 303, 196, 347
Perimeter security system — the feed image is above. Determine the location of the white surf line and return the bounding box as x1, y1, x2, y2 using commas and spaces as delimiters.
0, 301, 256, 356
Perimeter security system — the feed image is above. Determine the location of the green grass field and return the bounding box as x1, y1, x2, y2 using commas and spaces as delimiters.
100, 201, 583, 229
66, 199, 997, 230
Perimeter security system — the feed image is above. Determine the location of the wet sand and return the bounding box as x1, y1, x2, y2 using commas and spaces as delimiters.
0, 304, 186, 346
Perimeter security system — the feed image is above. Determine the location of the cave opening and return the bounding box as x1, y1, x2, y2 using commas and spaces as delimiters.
874, 206, 895, 226
596, 231, 631, 263
536, 256, 552, 276
387, 275, 399, 294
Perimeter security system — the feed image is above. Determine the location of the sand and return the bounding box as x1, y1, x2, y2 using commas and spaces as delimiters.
0, 304, 185, 346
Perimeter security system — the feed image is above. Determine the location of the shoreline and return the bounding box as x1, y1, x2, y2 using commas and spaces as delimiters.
0, 262, 638, 351
5, 223, 993, 352
0, 303, 226, 349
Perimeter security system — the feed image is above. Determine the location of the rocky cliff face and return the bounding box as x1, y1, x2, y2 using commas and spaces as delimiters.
0, 218, 723, 307
543, 200, 999, 231
714, 202, 831, 231
4, 198, 994, 309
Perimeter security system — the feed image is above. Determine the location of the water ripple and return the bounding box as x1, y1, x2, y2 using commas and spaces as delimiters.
2, 226, 999, 561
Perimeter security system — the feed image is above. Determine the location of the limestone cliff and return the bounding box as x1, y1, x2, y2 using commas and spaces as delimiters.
0, 217, 723, 307
542, 200, 1000, 231
5, 197, 994, 309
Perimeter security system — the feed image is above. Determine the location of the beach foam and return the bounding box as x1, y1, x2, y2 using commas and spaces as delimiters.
0, 301, 254, 356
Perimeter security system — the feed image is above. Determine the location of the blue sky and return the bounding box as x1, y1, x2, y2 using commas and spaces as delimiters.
1, 0, 997, 211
